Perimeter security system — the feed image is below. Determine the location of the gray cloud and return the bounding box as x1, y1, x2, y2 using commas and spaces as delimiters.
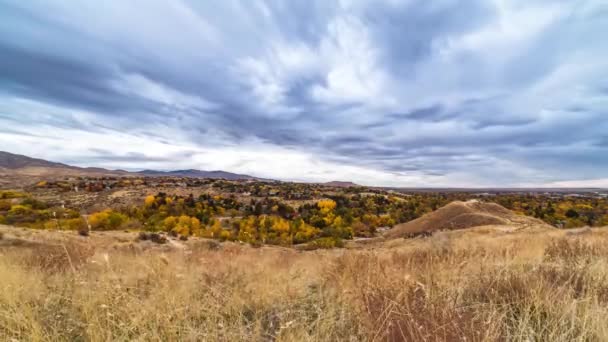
0, 0, 607, 186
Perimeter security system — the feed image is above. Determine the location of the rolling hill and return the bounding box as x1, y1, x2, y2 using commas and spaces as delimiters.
0, 151, 270, 182
384, 200, 550, 239
135, 169, 268, 181
0, 151, 72, 169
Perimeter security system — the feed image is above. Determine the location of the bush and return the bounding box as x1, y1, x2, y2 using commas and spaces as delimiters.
62, 218, 87, 231
306, 237, 344, 250
565, 209, 580, 218
88, 209, 128, 231
21, 197, 48, 210
163, 215, 200, 236
138, 232, 167, 244
0, 191, 27, 199
8, 204, 33, 216
0, 200, 11, 211
5, 205, 43, 225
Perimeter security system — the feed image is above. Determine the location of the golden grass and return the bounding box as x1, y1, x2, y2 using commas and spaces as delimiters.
1, 227, 608, 341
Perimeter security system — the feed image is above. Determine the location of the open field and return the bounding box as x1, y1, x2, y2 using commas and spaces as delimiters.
2, 223, 608, 341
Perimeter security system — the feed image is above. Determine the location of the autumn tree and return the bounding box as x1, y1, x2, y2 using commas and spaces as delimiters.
89, 209, 127, 230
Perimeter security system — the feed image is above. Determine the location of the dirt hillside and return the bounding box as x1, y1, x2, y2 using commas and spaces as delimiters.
384, 200, 549, 239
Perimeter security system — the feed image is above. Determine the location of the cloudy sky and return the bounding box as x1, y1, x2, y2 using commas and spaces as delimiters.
0, 0, 607, 187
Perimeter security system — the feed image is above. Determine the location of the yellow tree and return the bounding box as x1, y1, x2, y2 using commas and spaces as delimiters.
163, 216, 178, 231
270, 217, 291, 244
190, 217, 201, 236
144, 195, 156, 207
169, 215, 201, 236
318, 199, 337, 214
238, 216, 258, 243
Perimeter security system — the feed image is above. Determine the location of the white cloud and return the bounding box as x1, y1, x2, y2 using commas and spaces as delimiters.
310, 15, 393, 107
545, 179, 608, 188
234, 14, 395, 112
0, 99, 443, 187
113, 73, 217, 110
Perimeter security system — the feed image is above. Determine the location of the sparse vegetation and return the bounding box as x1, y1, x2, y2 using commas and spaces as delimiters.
2, 182, 608, 247
1, 226, 608, 341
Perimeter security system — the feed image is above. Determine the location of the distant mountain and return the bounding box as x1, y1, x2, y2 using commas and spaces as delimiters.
136, 169, 266, 181
0, 151, 269, 182
0, 151, 71, 169
323, 181, 360, 187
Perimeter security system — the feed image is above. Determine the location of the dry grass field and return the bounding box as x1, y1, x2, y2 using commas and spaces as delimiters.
2, 224, 608, 341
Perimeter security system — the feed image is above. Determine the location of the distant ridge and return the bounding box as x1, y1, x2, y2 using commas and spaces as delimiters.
323, 181, 360, 187
0, 151, 71, 169
136, 169, 268, 181
0, 151, 271, 181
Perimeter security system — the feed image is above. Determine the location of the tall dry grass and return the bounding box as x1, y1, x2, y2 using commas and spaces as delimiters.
1, 229, 608, 341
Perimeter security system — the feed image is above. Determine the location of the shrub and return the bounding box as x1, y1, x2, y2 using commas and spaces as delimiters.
0, 200, 11, 211
21, 197, 48, 210
144, 195, 156, 207
5, 204, 41, 225
0, 191, 27, 199
306, 237, 344, 250
565, 208, 579, 218
8, 204, 32, 216
63, 217, 87, 231
163, 215, 200, 236
88, 209, 128, 230
138, 232, 167, 244
138, 231, 150, 241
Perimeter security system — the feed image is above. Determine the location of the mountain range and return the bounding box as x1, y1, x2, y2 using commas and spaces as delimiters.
134, 169, 266, 181
0, 151, 365, 189
0, 151, 265, 181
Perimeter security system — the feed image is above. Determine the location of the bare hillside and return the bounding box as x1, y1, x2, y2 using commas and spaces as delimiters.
0, 151, 71, 169
0, 151, 127, 188
384, 200, 550, 239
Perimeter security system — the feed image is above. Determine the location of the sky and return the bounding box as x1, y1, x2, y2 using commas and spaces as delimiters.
0, 0, 607, 187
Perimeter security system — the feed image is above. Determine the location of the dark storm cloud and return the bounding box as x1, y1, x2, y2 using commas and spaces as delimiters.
0, 45, 122, 113
0, 0, 607, 186
362, 0, 496, 74
388, 104, 444, 121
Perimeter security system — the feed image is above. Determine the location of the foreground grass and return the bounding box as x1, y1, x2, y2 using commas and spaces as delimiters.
1, 228, 608, 341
